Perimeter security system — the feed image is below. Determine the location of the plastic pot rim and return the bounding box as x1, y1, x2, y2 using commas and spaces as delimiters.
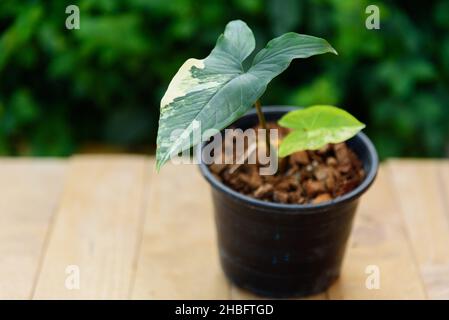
198, 105, 379, 215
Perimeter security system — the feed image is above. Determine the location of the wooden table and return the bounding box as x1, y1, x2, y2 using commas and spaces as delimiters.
1, 156, 448, 299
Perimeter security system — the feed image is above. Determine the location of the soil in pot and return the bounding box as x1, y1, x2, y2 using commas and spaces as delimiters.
208, 123, 365, 204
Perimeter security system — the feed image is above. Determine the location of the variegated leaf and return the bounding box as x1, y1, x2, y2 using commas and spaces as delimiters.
156, 20, 337, 170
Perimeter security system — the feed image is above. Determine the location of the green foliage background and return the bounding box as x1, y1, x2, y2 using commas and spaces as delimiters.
1, 0, 448, 158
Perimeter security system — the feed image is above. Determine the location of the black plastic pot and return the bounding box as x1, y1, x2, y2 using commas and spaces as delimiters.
198, 106, 378, 298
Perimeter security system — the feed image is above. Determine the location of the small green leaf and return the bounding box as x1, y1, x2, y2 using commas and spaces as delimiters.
278, 105, 365, 157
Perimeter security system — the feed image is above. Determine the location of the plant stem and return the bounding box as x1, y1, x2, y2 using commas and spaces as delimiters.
254, 99, 271, 155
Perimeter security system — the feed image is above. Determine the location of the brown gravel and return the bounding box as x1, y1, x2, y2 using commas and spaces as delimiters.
208, 123, 365, 205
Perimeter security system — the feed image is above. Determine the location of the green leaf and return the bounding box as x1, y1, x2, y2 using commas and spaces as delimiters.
278, 105, 365, 157
156, 20, 337, 170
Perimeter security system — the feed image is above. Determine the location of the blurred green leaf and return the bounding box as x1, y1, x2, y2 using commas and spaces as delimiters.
267, 0, 301, 36
0, 5, 42, 70
288, 76, 340, 106
0, 1, 447, 159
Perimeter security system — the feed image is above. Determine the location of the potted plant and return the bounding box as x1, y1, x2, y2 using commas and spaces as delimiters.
156, 20, 378, 298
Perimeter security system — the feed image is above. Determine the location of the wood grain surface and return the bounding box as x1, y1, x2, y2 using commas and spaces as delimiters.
0, 156, 447, 299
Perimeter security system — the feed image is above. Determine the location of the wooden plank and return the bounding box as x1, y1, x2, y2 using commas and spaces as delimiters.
131, 163, 229, 299
33, 155, 150, 299
328, 166, 426, 299
0, 159, 65, 299
389, 160, 449, 299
